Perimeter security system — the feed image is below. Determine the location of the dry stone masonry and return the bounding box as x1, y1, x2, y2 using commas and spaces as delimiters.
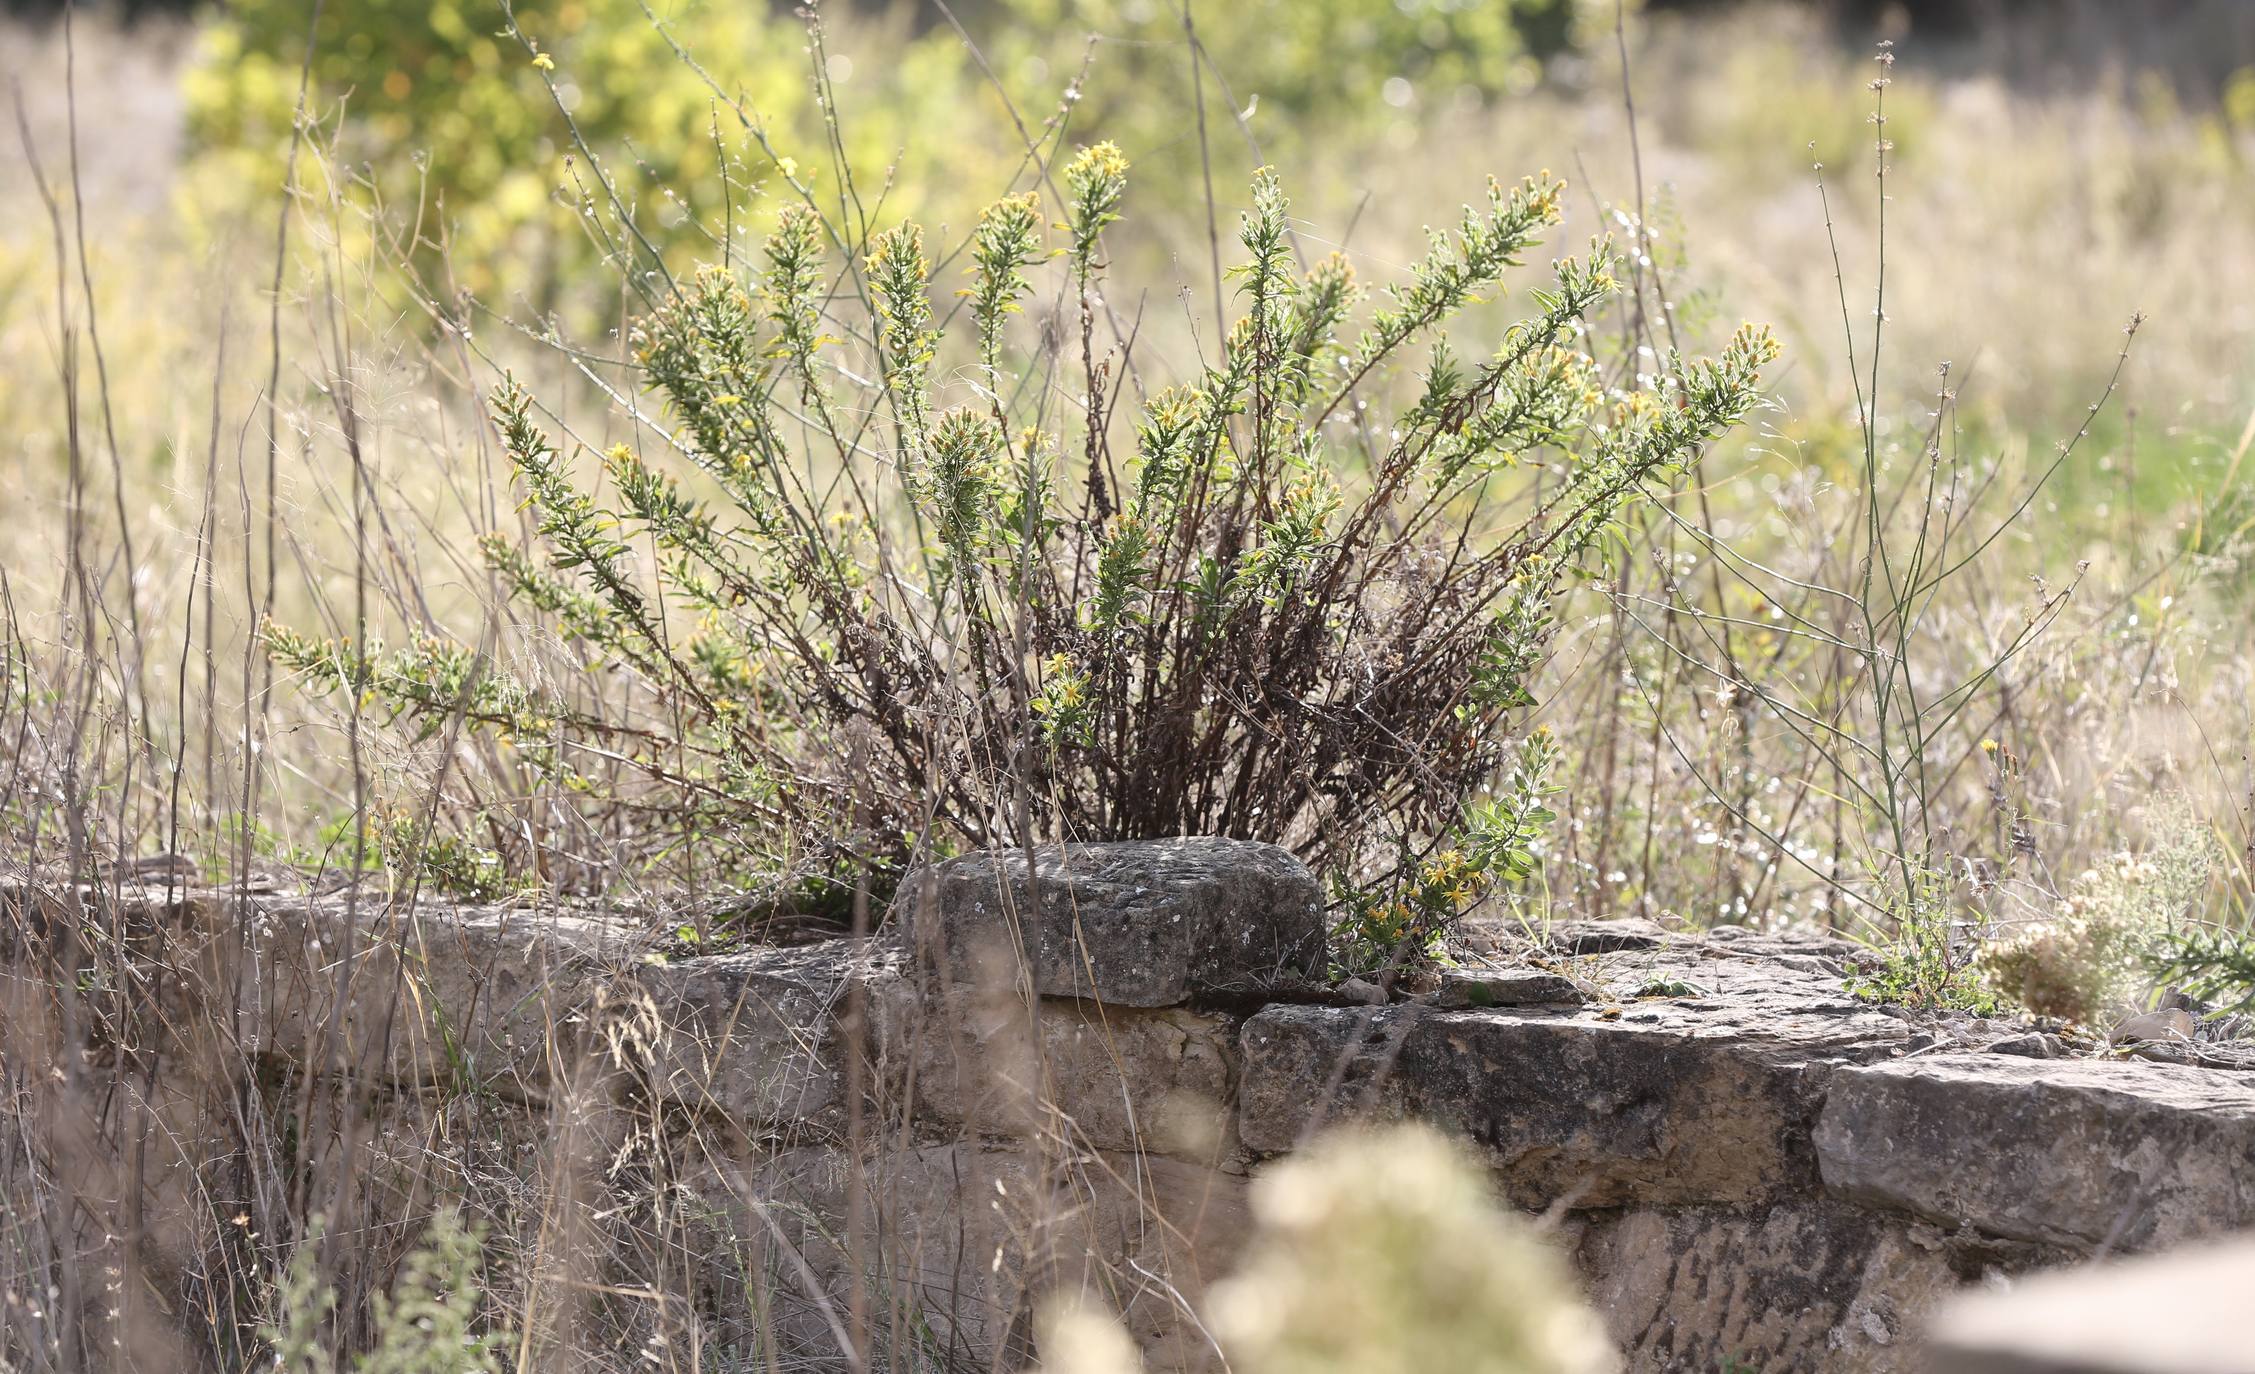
11, 838, 2255, 1371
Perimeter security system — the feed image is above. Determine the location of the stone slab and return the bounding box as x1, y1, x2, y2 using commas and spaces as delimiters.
897, 838, 1325, 1008
1570, 1200, 1998, 1374
175, 892, 639, 1093
636, 939, 904, 1133
906, 986, 1239, 1159
1815, 1055, 2255, 1251
1239, 968, 1910, 1207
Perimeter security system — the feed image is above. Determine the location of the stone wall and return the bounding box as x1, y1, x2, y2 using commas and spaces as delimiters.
12, 837, 2255, 1371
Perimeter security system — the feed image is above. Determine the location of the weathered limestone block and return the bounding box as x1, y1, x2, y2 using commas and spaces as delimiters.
1238, 969, 1909, 1208
1814, 1055, 2255, 1251
1569, 1200, 2034, 1374
906, 986, 1239, 1158
1430, 967, 1586, 1008
636, 939, 906, 1134
897, 838, 1325, 1007
1922, 1232, 2255, 1374
1546, 916, 1669, 953
679, 1140, 1249, 1372
182, 893, 639, 1093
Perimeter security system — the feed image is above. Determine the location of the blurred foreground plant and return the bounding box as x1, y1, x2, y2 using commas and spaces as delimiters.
1035, 1123, 1614, 1374
1226, 1122, 1611, 1374
266, 1212, 510, 1374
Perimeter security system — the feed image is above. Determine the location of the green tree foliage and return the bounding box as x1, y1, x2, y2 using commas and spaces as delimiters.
978, 0, 1612, 136
181, 0, 1001, 303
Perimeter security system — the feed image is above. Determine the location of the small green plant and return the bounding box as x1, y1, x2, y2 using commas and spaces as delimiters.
357, 1210, 513, 1374
1333, 729, 1563, 974
1982, 815, 2225, 1022
2147, 925, 2255, 1015
265, 1210, 512, 1373
1845, 867, 2000, 1014
266, 1222, 339, 1374
376, 809, 526, 902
